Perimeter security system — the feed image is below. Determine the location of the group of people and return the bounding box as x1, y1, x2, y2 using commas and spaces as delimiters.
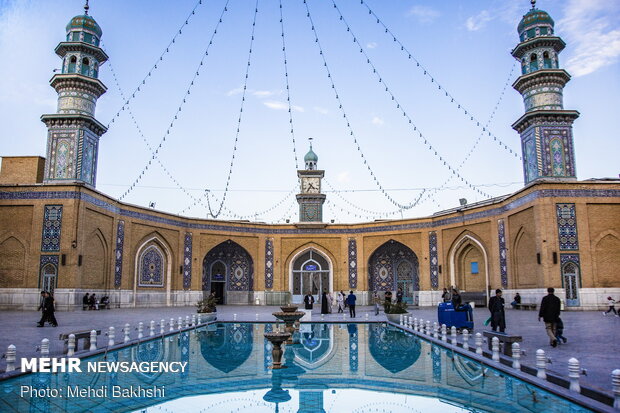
484, 287, 566, 347
304, 290, 357, 317
37, 291, 58, 327
441, 287, 463, 309
82, 293, 110, 310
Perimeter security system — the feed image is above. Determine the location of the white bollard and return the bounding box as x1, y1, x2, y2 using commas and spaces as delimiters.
441, 324, 447, 342
169, 318, 175, 332
568, 358, 580, 393
123, 324, 130, 343
462, 329, 469, 351
89, 330, 97, 351
492, 337, 500, 362
68, 334, 76, 356
612, 369, 620, 409
137, 322, 144, 339
149, 321, 155, 337
160, 319, 165, 334
408, 316, 413, 328
40, 338, 50, 357
177, 317, 183, 330
433, 322, 439, 339
426, 321, 431, 336
475, 333, 483, 355
399, 314, 403, 325
197, 314, 202, 325
185, 316, 190, 328
451, 326, 458, 345
414, 318, 418, 332
536, 349, 547, 380
321, 313, 324, 321
5, 345, 16, 372
108, 327, 115, 346
192, 314, 196, 326
512, 343, 521, 370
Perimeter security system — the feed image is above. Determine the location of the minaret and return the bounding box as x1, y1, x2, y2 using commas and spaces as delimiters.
42, 0, 108, 187
511, 0, 579, 184
296, 139, 326, 222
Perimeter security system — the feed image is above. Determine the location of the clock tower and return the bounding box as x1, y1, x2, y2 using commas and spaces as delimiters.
297, 140, 326, 223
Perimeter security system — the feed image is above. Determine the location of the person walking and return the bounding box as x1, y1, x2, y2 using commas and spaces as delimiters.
604, 296, 618, 316
555, 316, 567, 344
337, 291, 344, 313
539, 287, 561, 347
488, 289, 506, 333
304, 292, 315, 310
347, 291, 357, 318
45, 292, 58, 327
321, 290, 329, 315
37, 291, 47, 327
396, 287, 404, 304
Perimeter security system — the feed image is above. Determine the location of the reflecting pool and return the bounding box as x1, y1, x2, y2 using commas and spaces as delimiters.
0, 323, 594, 412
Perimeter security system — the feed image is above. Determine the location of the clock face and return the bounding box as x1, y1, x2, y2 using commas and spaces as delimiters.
302, 177, 320, 193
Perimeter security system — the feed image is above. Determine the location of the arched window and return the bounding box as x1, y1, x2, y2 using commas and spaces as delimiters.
41, 263, 57, 295
68, 56, 77, 73
543, 51, 552, 69
93, 62, 99, 78
81, 57, 90, 75
529, 54, 538, 72
292, 249, 330, 297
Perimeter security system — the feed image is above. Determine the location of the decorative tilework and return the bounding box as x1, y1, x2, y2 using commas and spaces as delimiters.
498, 220, 508, 288
429, 232, 439, 289
264, 323, 272, 371
264, 239, 274, 289
183, 233, 192, 290
138, 245, 165, 287
203, 241, 254, 292
41, 205, 63, 252
368, 241, 419, 293
348, 324, 358, 372
2, 188, 619, 236
556, 203, 579, 250
114, 220, 124, 288
180, 331, 190, 378
541, 126, 575, 178
348, 239, 357, 289
432, 344, 441, 383
39, 255, 59, 293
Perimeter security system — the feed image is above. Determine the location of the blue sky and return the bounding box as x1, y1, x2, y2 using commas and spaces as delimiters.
1, 0, 619, 223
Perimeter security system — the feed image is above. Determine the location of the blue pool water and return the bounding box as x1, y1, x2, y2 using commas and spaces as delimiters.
0, 323, 594, 412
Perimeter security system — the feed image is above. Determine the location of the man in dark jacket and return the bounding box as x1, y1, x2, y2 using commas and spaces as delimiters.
347, 291, 357, 318
539, 287, 561, 347
304, 292, 315, 310
488, 289, 506, 333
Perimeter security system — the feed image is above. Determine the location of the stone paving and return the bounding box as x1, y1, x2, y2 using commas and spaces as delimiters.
0, 305, 619, 395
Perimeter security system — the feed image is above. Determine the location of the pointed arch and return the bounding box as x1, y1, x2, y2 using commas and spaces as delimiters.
0, 235, 27, 288
133, 233, 173, 307
448, 232, 489, 294
512, 227, 537, 287
286, 243, 334, 303
592, 230, 620, 288
203, 240, 254, 304
82, 228, 109, 289
368, 240, 419, 304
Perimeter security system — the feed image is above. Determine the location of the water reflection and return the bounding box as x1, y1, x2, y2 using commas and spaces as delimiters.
0, 323, 594, 413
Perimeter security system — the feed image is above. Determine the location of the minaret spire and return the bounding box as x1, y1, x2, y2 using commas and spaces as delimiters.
84, 0, 89, 15
531, 0, 536, 9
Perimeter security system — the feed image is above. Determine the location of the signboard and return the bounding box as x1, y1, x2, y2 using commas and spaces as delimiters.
304, 264, 318, 271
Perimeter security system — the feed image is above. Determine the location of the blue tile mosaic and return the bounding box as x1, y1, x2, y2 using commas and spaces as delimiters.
498, 219, 508, 288
429, 231, 439, 289
556, 203, 579, 250
183, 233, 192, 290
114, 220, 124, 288
41, 205, 63, 252
348, 239, 357, 289
265, 239, 274, 289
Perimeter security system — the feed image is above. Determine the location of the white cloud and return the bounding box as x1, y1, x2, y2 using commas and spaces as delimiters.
559, 0, 620, 77
407, 6, 440, 24
313, 106, 328, 115
226, 87, 244, 96
337, 171, 350, 183
371, 116, 384, 126
366, 42, 377, 49
263, 101, 304, 112
252, 90, 279, 98
465, 10, 493, 31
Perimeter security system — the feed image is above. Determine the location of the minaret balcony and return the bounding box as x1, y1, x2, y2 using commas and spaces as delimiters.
55, 41, 108, 63
511, 36, 565, 59
511, 110, 579, 134
50, 74, 107, 99
512, 69, 570, 94
41, 113, 108, 137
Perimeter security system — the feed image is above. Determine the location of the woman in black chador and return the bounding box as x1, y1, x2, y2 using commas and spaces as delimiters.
321, 290, 329, 314
304, 292, 315, 310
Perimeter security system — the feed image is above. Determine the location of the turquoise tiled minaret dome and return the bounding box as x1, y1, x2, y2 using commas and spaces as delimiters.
511, 0, 579, 184
41, 0, 108, 187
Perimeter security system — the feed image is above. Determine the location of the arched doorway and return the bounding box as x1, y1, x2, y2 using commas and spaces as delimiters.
290, 248, 332, 304
40, 262, 57, 295
561, 257, 581, 307
368, 240, 419, 304
203, 240, 254, 305
449, 234, 489, 304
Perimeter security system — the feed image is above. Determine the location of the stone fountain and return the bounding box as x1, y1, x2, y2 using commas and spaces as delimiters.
263, 329, 291, 369
273, 305, 305, 344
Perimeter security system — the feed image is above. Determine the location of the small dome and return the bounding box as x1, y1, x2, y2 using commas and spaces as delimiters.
304, 148, 318, 163
66, 14, 102, 38
518, 8, 554, 34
